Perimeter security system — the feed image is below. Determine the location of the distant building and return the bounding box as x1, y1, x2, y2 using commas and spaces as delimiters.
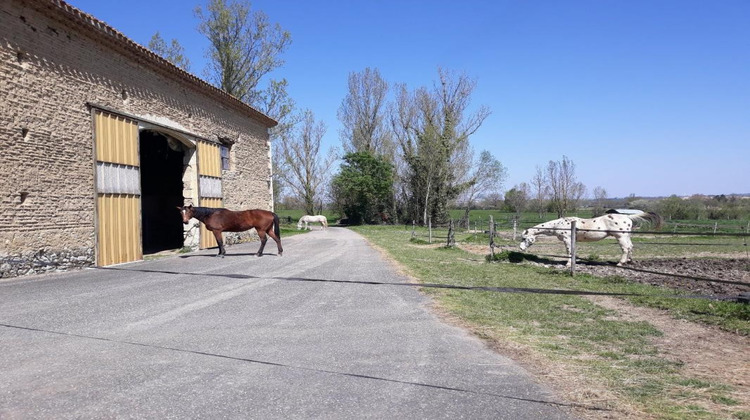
1, 0, 277, 277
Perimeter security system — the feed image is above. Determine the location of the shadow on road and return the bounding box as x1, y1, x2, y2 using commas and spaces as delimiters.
98, 267, 731, 301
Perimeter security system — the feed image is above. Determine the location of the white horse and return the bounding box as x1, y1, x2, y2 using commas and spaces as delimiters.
297, 215, 328, 230
519, 211, 662, 266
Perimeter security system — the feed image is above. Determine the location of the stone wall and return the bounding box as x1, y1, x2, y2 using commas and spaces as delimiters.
0, 1, 275, 278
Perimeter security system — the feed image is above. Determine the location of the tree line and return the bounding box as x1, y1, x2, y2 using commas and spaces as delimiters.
149, 0, 749, 225
149, 0, 510, 225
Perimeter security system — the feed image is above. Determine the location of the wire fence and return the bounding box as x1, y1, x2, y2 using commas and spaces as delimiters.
404, 216, 750, 303
455, 216, 750, 236
406, 218, 750, 246
406, 219, 454, 243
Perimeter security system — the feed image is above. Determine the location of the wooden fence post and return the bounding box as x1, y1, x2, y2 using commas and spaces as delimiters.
447, 219, 455, 247
513, 219, 518, 241
428, 217, 432, 244
489, 215, 496, 258
570, 220, 577, 276
412, 220, 415, 238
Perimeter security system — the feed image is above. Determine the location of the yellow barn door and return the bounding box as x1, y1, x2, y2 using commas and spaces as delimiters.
197, 141, 223, 249
94, 110, 143, 266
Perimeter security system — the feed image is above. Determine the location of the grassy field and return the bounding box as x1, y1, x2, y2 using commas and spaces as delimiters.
350, 225, 749, 420
276, 207, 749, 235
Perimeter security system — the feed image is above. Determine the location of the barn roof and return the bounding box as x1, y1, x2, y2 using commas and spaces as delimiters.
35, 0, 278, 128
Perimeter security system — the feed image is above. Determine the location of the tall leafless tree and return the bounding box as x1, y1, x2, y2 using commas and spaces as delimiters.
592, 186, 608, 216
530, 165, 548, 218
337, 68, 393, 157
274, 110, 337, 215
546, 155, 586, 217
456, 150, 507, 225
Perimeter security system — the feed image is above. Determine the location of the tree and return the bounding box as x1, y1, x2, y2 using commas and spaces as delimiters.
629, 198, 656, 213
274, 110, 337, 215
330, 152, 394, 225
546, 155, 586, 217
195, 0, 296, 140
504, 183, 529, 217
592, 186, 608, 216
391, 68, 490, 224
148, 32, 191, 71
196, 0, 291, 105
337, 68, 393, 157
481, 192, 504, 209
571, 182, 587, 212
658, 195, 688, 220
456, 150, 507, 225
530, 166, 547, 218
257, 78, 299, 142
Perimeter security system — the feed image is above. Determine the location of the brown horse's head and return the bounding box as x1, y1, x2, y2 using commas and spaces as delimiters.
177, 205, 194, 225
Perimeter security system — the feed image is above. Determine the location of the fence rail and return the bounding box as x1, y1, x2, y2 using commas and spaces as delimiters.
406, 217, 749, 302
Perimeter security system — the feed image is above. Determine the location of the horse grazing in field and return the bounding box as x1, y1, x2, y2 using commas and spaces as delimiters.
178, 205, 283, 257
519, 211, 662, 266
297, 215, 328, 230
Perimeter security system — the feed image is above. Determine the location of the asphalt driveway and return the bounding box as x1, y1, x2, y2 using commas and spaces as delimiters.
0, 227, 574, 419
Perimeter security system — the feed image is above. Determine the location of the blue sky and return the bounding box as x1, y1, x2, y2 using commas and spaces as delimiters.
67, 0, 749, 198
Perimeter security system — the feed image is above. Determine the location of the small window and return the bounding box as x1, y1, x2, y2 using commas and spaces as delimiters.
220, 145, 230, 171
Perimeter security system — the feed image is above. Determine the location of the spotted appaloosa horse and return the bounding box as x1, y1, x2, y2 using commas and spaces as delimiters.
519, 211, 662, 266
178, 205, 283, 257
297, 215, 328, 230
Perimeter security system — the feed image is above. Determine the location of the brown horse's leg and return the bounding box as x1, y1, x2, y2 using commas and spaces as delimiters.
270, 213, 283, 256
267, 228, 283, 256
212, 230, 225, 257
256, 230, 267, 257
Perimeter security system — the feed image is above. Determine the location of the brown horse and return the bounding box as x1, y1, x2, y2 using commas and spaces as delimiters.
178, 205, 283, 257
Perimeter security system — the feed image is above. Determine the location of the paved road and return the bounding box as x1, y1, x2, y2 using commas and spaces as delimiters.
0, 228, 575, 419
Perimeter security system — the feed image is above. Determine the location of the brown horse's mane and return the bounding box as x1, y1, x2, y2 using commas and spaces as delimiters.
190, 206, 225, 222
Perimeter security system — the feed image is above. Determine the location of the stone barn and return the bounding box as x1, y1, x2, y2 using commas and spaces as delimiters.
0, 0, 278, 277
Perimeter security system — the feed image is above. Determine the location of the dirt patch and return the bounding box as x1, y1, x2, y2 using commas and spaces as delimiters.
460, 242, 750, 298
549, 258, 750, 300
569, 258, 749, 297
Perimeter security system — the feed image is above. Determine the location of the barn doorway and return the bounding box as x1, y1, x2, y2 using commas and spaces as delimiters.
139, 130, 185, 254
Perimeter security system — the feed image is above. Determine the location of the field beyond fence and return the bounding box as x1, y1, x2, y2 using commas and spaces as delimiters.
408, 211, 749, 303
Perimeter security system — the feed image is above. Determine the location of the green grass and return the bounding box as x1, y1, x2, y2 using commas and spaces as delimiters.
350, 224, 749, 419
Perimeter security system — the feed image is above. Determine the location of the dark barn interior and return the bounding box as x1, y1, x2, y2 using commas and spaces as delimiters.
139, 131, 185, 254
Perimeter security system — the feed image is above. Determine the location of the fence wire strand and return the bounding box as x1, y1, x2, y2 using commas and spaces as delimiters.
467, 218, 750, 301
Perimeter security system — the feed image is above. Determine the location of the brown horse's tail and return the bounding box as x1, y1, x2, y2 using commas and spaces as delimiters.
273, 212, 281, 238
